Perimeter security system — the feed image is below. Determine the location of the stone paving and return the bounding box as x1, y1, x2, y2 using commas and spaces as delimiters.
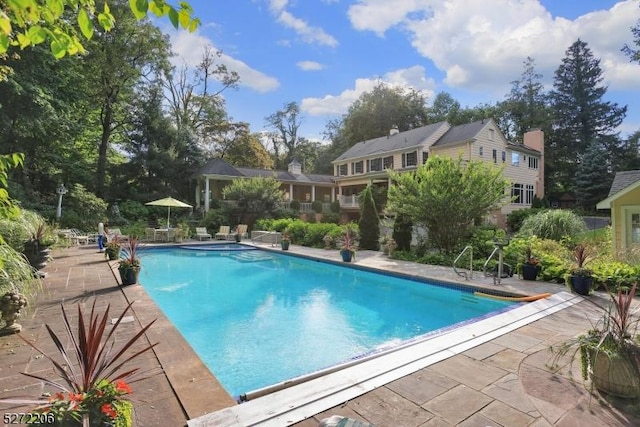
1, 242, 640, 427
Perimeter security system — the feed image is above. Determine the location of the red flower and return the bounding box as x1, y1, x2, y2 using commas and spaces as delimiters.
114, 379, 132, 395
101, 403, 117, 419
68, 392, 84, 402
49, 392, 65, 402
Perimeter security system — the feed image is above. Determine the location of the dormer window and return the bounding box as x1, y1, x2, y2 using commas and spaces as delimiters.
352, 161, 364, 174
338, 164, 347, 176
383, 156, 394, 169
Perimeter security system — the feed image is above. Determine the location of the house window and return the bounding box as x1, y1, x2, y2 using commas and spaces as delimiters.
492, 149, 497, 163
370, 157, 382, 172
511, 184, 534, 205
338, 164, 347, 176
402, 151, 417, 167
528, 157, 539, 169
479, 146, 483, 156
422, 151, 429, 164
512, 152, 519, 166
352, 161, 363, 174
383, 156, 394, 169
501, 151, 506, 163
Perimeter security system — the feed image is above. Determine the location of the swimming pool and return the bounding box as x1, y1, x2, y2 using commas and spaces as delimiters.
138, 245, 517, 398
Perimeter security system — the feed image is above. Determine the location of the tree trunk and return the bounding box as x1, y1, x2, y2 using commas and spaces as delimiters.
96, 103, 113, 199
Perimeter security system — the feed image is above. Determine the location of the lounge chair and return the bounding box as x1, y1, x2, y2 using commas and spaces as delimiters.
69, 229, 89, 245
233, 224, 248, 239
215, 226, 230, 240
195, 227, 212, 240
109, 228, 129, 242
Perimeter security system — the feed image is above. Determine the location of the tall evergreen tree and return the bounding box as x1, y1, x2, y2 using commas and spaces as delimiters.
358, 185, 380, 250
574, 142, 612, 212
498, 57, 551, 141
548, 39, 627, 194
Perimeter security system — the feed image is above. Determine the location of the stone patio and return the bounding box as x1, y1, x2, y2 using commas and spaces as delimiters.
1, 243, 639, 426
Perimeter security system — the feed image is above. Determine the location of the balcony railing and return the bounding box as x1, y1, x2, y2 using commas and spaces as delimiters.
339, 195, 359, 208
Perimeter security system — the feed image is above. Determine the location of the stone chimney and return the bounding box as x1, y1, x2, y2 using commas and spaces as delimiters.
288, 159, 301, 175
523, 129, 544, 199
389, 127, 399, 136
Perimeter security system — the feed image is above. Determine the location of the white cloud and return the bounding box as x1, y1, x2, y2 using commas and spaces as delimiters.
170, 31, 279, 93
268, 0, 338, 47
301, 65, 436, 116
347, 0, 640, 95
297, 60, 325, 71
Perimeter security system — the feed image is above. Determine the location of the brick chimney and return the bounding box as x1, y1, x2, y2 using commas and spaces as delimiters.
523, 129, 544, 199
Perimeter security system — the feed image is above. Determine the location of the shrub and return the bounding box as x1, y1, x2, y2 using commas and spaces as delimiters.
117, 200, 150, 222
392, 213, 412, 251
358, 186, 380, 250
330, 200, 341, 213
463, 225, 505, 260
503, 236, 570, 283
311, 200, 323, 214
289, 200, 300, 211
518, 209, 587, 242
506, 208, 543, 233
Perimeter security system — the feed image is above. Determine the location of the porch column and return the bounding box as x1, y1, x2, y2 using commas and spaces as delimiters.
311, 185, 316, 201
195, 181, 201, 208
204, 178, 211, 212
331, 187, 335, 202
289, 183, 294, 200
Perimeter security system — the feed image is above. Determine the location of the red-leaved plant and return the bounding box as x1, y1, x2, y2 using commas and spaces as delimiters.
2, 300, 157, 426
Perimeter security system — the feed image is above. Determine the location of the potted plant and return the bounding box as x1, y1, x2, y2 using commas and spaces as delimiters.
520, 245, 541, 281
104, 240, 121, 261
339, 226, 358, 262
551, 283, 640, 398
23, 217, 57, 271
2, 300, 158, 426
281, 230, 291, 250
568, 243, 595, 296
322, 234, 333, 250
118, 238, 141, 286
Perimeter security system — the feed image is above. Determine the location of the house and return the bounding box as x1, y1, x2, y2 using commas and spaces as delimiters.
596, 170, 640, 256
332, 119, 544, 226
192, 158, 336, 213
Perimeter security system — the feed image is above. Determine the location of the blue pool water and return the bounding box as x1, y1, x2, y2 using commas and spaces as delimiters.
138, 245, 516, 397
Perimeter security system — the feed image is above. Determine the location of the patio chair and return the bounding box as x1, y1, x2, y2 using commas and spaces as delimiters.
109, 228, 129, 242
195, 227, 212, 240
144, 227, 156, 242
215, 226, 230, 240
235, 224, 249, 239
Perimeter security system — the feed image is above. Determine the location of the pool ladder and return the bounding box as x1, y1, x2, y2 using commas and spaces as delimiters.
453, 245, 473, 280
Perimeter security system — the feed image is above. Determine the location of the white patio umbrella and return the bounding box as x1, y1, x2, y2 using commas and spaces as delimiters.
145, 197, 192, 229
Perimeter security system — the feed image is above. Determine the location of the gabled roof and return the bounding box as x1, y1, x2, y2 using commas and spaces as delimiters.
596, 170, 640, 209
333, 121, 449, 162
431, 119, 488, 147
194, 158, 334, 185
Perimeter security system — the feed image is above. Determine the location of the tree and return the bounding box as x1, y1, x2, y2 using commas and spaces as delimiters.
341, 83, 429, 146
165, 46, 239, 145
574, 143, 612, 212
392, 213, 412, 251
222, 177, 285, 227
548, 39, 627, 194
83, 1, 173, 198
623, 18, 640, 63
387, 156, 509, 254
358, 185, 380, 250
498, 57, 551, 141
265, 102, 302, 169
426, 92, 461, 124
0, 0, 198, 61
215, 123, 274, 169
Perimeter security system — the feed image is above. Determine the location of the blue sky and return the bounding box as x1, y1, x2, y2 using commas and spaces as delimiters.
165, 0, 640, 143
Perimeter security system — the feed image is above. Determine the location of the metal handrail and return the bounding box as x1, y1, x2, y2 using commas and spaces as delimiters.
453, 245, 473, 280
483, 247, 500, 277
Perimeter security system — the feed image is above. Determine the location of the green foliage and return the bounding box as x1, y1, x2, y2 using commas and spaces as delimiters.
289, 200, 301, 211
574, 143, 612, 212
358, 186, 380, 250
503, 236, 570, 283
0, 153, 24, 223
387, 155, 509, 253
117, 200, 150, 222
518, 209, 587, 242
60, 184, 108, 230
0, 0, 199, 60
222, 177, 285, 226
0, 244, 39, 308
464, 225, 506, 260
392, 213, 413, 251
320, 212, 340, 224
311, 200, 323, 214
255, 218, 344, 248
506, 208, 544, 233
330, 200, 341, 213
